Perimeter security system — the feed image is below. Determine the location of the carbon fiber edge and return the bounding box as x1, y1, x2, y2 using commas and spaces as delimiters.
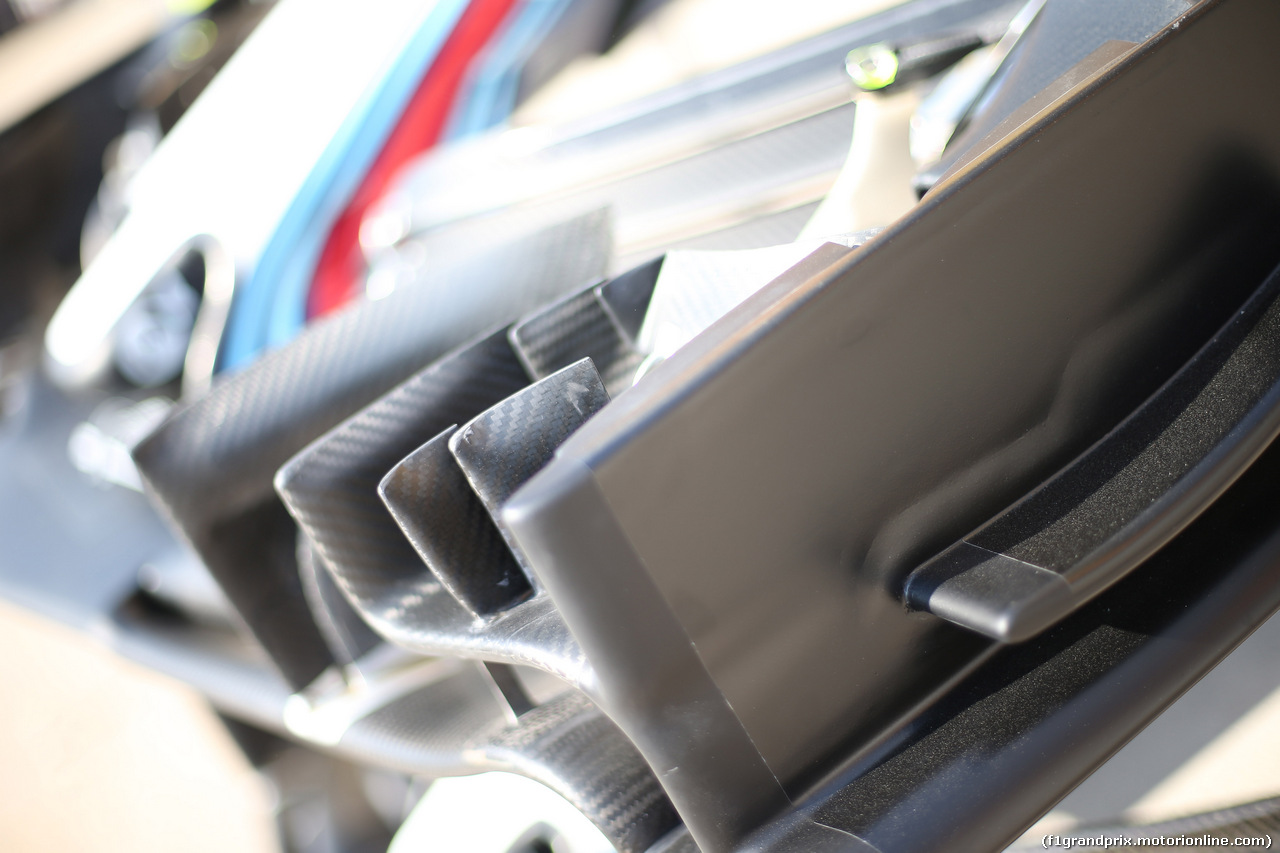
135, 211, 611, 686
379, 426, 531, 617
450, 358, 612, 580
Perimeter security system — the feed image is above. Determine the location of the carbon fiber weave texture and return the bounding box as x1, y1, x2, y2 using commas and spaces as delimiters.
296, 535, 383, 665
449, 358, 612, 576
339, 681, 681, 852
379, 425, 531, 617
277, 328, 532, 617
511, 286, 644, 396
484, 691, 682, 853
134, 211, 611, 686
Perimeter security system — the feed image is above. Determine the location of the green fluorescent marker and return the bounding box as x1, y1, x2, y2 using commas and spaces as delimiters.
845, 43, 899, 91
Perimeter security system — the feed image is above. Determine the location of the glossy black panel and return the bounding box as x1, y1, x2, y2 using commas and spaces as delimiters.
801, 424, 1280, 853
908, 264, 1280, 640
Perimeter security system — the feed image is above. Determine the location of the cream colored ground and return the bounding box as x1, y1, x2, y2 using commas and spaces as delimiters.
1129, 683, 1280, 822
0, 599, 278, 853
3, 590, 1280, 853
